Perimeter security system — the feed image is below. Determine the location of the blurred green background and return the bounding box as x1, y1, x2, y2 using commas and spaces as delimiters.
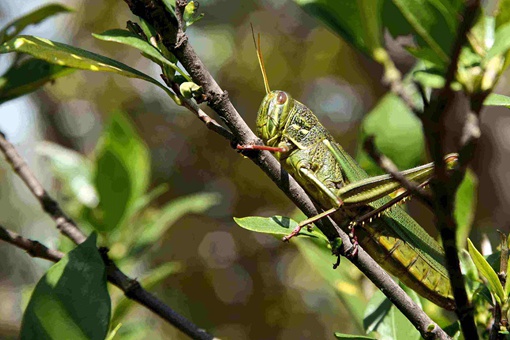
0, 0, 508, 338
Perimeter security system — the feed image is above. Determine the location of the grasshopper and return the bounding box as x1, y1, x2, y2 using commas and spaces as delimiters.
238, 33, 456, 310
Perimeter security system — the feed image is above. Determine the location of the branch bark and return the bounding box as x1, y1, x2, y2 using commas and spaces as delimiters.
121, 1, 451, 338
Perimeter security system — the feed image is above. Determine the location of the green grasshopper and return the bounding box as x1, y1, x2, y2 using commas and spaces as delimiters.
238, 33, 456, 310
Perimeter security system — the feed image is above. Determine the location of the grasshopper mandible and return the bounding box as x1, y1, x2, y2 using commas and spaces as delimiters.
238, 32, 456, 310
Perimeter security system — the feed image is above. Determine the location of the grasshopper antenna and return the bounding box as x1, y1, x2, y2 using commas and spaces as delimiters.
251, 23, 271, 94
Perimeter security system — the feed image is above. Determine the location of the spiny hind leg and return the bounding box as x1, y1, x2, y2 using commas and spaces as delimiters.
283, 167, 343, 241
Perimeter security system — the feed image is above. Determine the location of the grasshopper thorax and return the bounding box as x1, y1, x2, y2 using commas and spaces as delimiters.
256, 90, 292, 147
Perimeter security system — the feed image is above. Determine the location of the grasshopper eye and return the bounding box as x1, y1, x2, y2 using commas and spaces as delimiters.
276, 91, 287, 105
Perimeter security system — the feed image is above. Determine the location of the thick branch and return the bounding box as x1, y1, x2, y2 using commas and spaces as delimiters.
121, 1, 450, 338
423, 0, 481, 337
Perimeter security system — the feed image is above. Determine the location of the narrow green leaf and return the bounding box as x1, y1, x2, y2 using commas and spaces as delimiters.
295, 238, 365, 331
92, 29, 188, 80
294, 0, 383, 56
233, 215, 319, 238
484, 93, 510, 107
126, 183, 169, 221
334, 333, 377, 340
0, 58, 74, 104
0, 4, 71, 44
487, 22, 510, 59
20, 234, 110, 340
0, 35, 179, 102
454, 170, 477, 248
467, 238, 505, 304
136, 192, 221, 248
505, 249, 510, 297
93, 112, 150, 232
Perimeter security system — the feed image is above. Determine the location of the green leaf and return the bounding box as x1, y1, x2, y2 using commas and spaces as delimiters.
295, 238, 365, 332
294, 0, 383, 56
384, 0, 462, 68
233, 215, 321, 238
135, 192, 221, 248
454, 170, 477, 248
334, 333, 377, 340
0, 35, 179, 103
496, 0, 510, 29
467, 238, 505, 305
484, 93, 510, 107
357, 94, 425, 174
363, 289, 420, 340
487, 22, 510, 59
0, 58, 74, 104
0, 4, 72, 44
36, 141, 98, 208
20, 234, 110, 340
93, 112, 150, 232
442, 321, 461, 339
92, 29, 188, 80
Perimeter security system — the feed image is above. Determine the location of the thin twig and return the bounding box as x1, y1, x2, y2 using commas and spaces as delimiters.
0, 132, 214, 340
0, 225, 64, 262
121, 1, 451, 338
422, 0, 481, 337
0, 132, 86, 244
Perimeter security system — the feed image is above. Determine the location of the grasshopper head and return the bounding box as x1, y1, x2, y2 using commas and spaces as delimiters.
256, 90, 292, 146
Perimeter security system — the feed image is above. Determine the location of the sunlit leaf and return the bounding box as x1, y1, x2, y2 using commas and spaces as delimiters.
0, 35, 179, 102
20, 234, 110, 340
234, 215, 321, 239
487, 22, 510, 59
92, 29, 187, 79
484, 93, 510, 107
467, 238, 504, 305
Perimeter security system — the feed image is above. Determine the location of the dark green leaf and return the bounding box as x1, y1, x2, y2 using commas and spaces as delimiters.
20, 234, 110, 340
467, 238, 504, 304
454, 170, 477, 248
442, 321, 461, 339
384, 0, 463, 68
0, 58, 74, 104
0, 4, 71, 44
0, 35, 178, 102
233, 215, 321, 238
294, 0, 383, 56
93, 112, 150, 232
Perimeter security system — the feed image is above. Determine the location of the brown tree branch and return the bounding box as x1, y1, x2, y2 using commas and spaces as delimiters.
120, 1, 451, 338
0, 133, 214, 340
